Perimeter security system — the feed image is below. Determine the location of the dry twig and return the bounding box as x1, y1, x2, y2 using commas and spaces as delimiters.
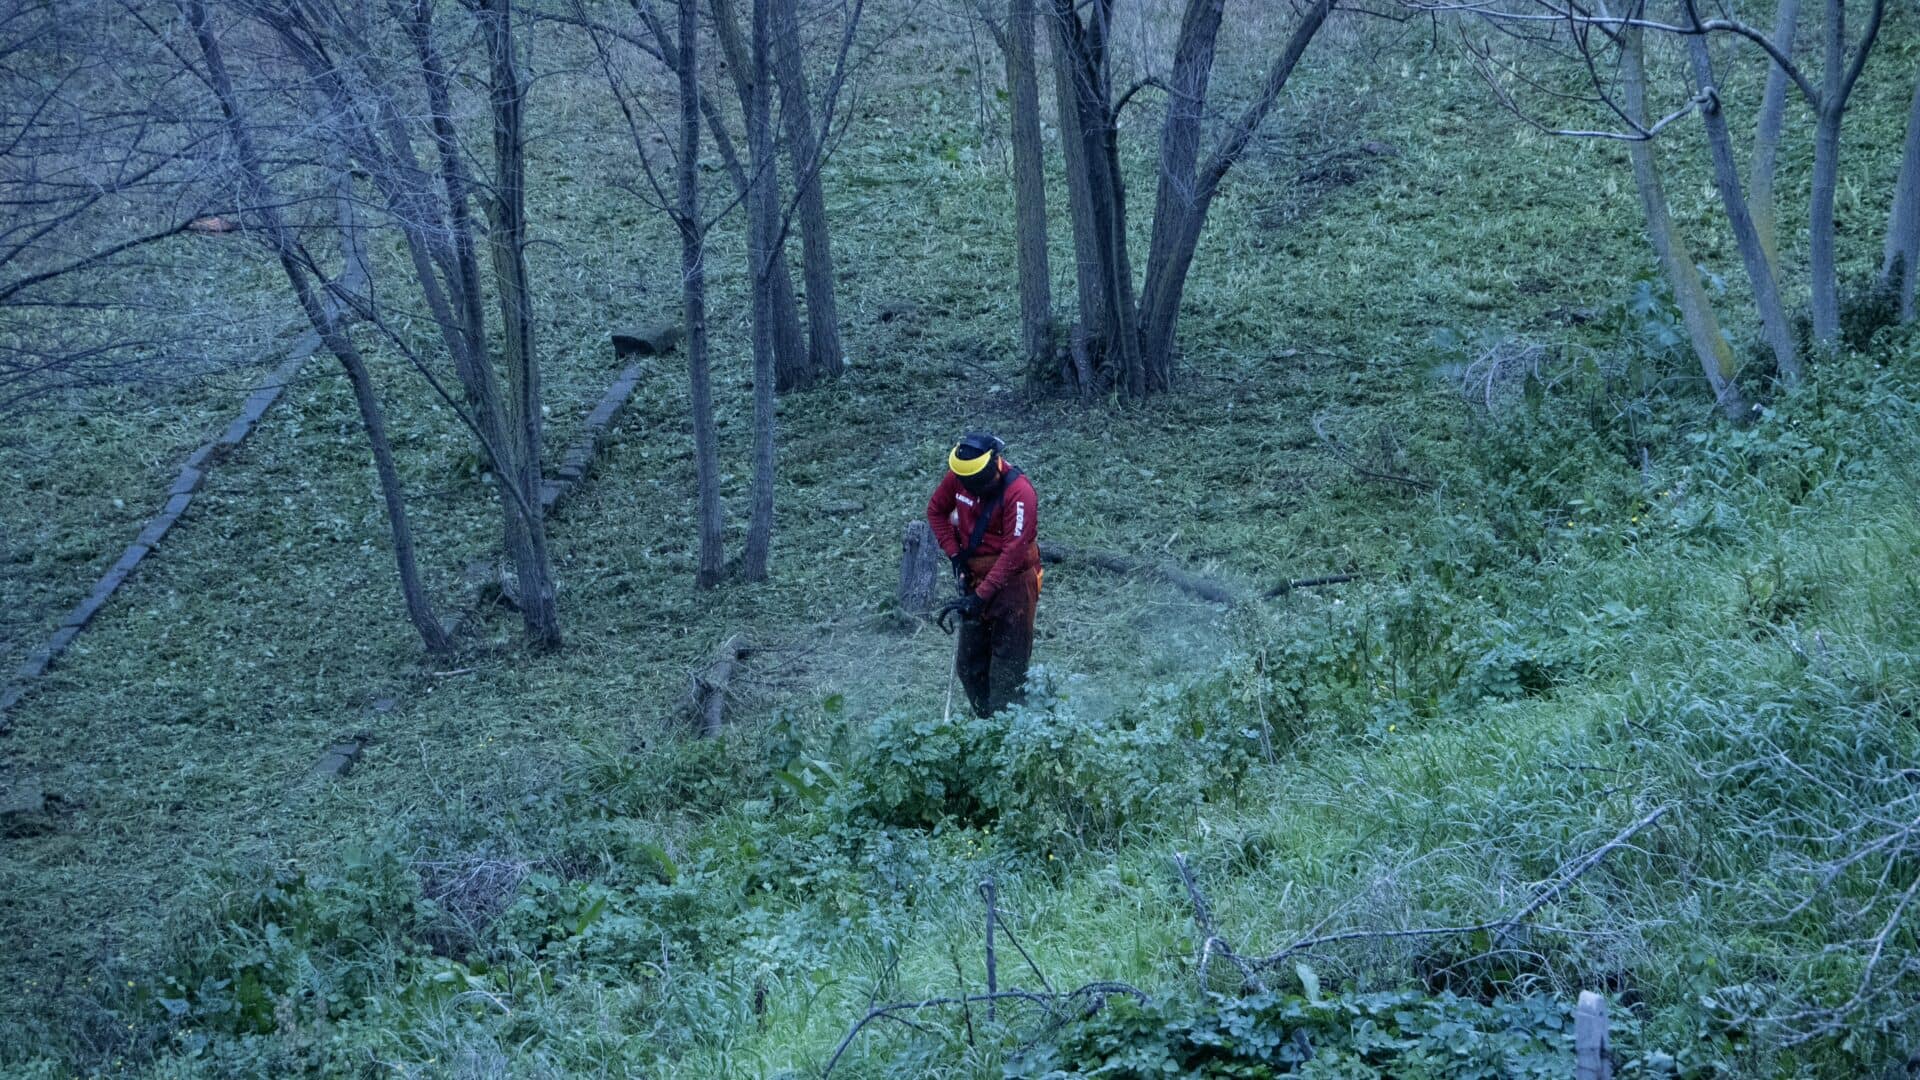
1251, 804, 1672, 969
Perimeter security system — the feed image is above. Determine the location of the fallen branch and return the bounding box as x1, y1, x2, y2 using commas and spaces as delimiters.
1312, 413, 1434, 492
1264, 573, 1359, 598
822, 983, 1144, 1077
992, 898, 1057, 996
1039, 542, 1239, 604
823, 875, 1142, 1075
1174, 852, 1267, 993
1035, 540, 1356, 606
1251, 804, 1672, 969
680, 633, 754, 737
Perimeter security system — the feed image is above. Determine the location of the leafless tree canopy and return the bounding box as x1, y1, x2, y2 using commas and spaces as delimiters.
0, 0, 251, 410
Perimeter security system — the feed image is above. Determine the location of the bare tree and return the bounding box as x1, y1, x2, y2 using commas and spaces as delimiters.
1881, 68, 1919, 323
577, 0, 731, 586
1681, 22, 1798, 383
1005, 0, 1053, 385
772, 0, 845, 384
1451, 2, 1758, 407
1747, 0, 1798, 272
189, 0, 566, 647
183, 0, 453, 653
1048, 0, 1144, 392
1138, 0, 1333, 388
476, 0, 564, 647
1598, 0, 1886, 347
1803, 0, 1884, 345
1622, 24, 1750, 419
678, 0, 725, 588
1563, 0, 1886, 347
710, 0, 828, 394
566, 0, 862, 585
1443, 1, 1767, 410
1040, 0, 1335, 397
742, 0, 778, 579
1443, 0, 1894, 386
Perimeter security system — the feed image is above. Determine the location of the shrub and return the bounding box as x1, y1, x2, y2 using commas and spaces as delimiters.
1011, 987, 1699, 1079
844, 671, 1261, 852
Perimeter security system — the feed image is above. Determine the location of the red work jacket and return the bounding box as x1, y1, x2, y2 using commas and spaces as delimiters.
926, 464, 1040, 601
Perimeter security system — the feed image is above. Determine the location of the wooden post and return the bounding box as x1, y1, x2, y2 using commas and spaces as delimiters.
898, 519, 944, 618
1575, 990, 1611, 1080
981, 879, 998, 1021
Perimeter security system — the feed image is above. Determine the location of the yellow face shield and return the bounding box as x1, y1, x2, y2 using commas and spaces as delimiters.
948, 446, 993, 477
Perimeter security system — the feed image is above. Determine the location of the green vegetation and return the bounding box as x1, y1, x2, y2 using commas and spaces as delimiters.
4, 12, 1920, 1079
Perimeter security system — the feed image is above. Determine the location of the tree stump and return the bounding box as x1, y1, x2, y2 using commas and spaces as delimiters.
611, 323, 683, 360
898, 520, 945, 618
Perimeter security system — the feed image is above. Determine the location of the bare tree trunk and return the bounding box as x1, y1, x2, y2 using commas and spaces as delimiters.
1882, 69, 1920, 322
1807, 0, 1844, 345
479, 0, 561, 648
1749, 0, 1799, 272
188, 0, 450, 654
767, 230, 809, 388
405, 0, 490, 381
1086, 6, 1143, 394
662, 25, 809, 373
744, 0, 778, 580
1138, 0, 1330, 391
710, 0, 810, 392
1008, 0, 1052, 385
1139, 0, 1225, 392
679, 0, 726, 588
342, 128, 543, 596
772, 0, 844, 385
1050, 0, 1142, 393
301, 1, 557, 645
1807, 0, 1884, 345
327, 325, 454, 655
1622, 25, 1749, 421
1684, 30, 1801, 384
1047, 0, 1108, 355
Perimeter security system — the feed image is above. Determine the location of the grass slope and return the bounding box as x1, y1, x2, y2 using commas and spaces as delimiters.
2, 11, 1918, 1077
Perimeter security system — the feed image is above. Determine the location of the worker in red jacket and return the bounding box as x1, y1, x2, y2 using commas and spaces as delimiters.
927, 432, 1041, 716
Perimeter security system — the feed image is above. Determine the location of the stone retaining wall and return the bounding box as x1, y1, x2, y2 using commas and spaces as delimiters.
0, 330, 322, 728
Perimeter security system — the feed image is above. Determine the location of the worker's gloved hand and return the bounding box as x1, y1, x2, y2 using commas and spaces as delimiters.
949, 554, 968, 580
935, 592, 984, 633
